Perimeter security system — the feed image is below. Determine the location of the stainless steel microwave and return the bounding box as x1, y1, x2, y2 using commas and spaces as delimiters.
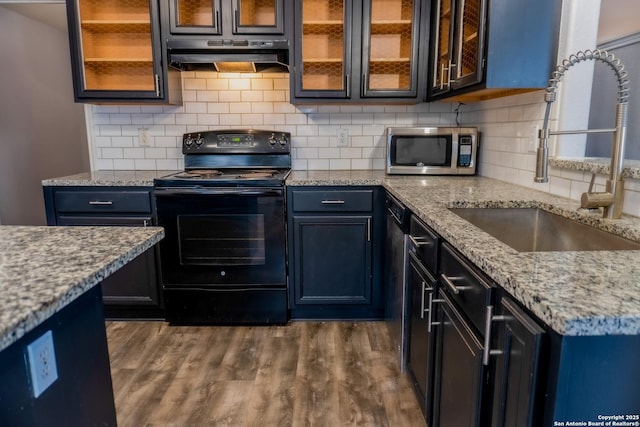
386, 127, 479, 175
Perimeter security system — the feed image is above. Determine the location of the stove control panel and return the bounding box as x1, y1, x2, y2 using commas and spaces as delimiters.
182, 130, 290, 154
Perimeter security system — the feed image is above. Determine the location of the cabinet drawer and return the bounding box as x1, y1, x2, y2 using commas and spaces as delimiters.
439, 242, 494, 337
54, 190, 152, 214
409, 215, 439, 273
291, 190, 373, 212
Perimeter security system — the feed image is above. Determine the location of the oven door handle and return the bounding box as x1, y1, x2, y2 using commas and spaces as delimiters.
154, 188, 283, 197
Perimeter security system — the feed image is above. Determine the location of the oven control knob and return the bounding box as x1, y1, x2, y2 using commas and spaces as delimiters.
268, 133, 277, 146
278, 135, 288, 146
184, 136, 194, 147
195, 134, 204, 147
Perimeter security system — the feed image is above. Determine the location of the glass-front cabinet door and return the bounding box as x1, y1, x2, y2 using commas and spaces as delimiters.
431, 0, 454, 97
361, 0, 421, 98
429, 0, 486, 97
234, 0, 284, 34
294, 0, 351, 99
169, 0, 222, 34
451, 0, 485, 89
69, 0, 163, 99
168, 0, 284, 35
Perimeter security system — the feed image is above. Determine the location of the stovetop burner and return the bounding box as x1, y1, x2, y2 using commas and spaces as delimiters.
155, 168, 290, 188
173, 169, 223, 179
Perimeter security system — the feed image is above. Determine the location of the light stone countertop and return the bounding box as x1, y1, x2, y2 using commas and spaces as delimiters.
42, 169, 640, 336
550, 157, 640, 179
0, 226, 164, 352
42, 170, 180, 187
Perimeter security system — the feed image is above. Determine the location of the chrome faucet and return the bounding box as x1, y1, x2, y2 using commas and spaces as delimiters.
535, 49, 630, 219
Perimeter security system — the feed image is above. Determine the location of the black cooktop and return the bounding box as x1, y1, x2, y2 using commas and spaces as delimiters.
155, 168, 291, 188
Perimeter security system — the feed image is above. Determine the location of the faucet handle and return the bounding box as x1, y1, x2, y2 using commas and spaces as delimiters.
587, 173, 597, 193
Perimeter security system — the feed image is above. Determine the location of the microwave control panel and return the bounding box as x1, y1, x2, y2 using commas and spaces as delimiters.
458, 135, 473, 167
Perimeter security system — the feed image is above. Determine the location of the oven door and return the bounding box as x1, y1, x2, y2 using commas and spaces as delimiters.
155, 187, 285, 288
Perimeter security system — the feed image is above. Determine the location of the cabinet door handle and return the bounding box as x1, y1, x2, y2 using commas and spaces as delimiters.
428, 294, 445, 332
440, 63, 448, 90
367, 218, 371, 242
420, 281, 426, 319
345, 74, 350, 98
321, 200, 345, 205
440, 273, 470, 294
482, 305, 508, 365
234, 8, 239, 30
155, 74, 160, 97
88, 201, 113, 206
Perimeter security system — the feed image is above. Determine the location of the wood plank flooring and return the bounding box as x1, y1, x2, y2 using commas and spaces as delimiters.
106, 321, 426, 427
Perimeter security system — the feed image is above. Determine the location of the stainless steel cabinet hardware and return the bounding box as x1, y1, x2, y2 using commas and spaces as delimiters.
321, 200, 345, 204
409, 235, 434, 247
88, 201, 113, 205
428, 294, 445, 333
440, 273, 471, 294
482, 305, 508, 365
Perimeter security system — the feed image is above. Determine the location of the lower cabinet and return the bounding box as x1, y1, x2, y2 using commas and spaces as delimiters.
42, 186, 163, 318
287, 186, 384, 319
490, 295, 545, 427
402, 226, 546, 427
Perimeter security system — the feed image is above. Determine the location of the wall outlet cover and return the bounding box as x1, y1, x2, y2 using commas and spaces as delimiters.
337, 128, 349, 147
138, 128, 151, 147
26, 330, 58, 398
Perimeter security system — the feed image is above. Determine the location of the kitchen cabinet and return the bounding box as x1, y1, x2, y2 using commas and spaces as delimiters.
427, 0, 560, 102
43, 186, 163, 319
65, 0, 181, 104
165, 0, 286, 35
489, 294, 545, 427
431, 242, 495, 427
287, 187, 384, 319
0, 287, 116, 425
291, 0, 425, 103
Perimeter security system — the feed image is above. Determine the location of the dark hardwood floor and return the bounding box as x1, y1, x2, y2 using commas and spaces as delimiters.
105, 321, 426, 427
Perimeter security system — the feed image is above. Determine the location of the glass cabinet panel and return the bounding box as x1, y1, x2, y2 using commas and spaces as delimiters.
433, 0, 452, 91
455, 0, 481, 81
76, 0, 156, 91
365, 0, 417, 93
170, 0, 220, 34
300, 0, 346, 92
237, 0, 276, 26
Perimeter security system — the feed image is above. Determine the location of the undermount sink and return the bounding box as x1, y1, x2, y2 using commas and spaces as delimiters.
449, 208, 640, 252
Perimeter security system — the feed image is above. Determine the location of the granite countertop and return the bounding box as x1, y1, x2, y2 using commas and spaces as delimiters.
42, 170, 180, 187
550, 157, 640, 179
0, 226, 164, 352
290, 170, 640, 336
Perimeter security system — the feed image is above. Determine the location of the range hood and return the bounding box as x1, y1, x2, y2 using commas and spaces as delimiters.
167, 39, 289, 73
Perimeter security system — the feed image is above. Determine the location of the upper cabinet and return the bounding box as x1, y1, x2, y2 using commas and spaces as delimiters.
166, 0, 285, 35
291, 0, 425, 103
65, 0, 181, 104
427, 0, 561, 102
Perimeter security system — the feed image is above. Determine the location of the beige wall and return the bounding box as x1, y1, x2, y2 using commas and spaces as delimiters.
0, 6, 89, 225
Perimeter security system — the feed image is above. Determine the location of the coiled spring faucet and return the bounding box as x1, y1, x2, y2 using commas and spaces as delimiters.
535, 49, 630, 219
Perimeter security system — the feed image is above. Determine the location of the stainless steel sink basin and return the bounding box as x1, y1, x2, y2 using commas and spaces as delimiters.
449, 208, 640, 252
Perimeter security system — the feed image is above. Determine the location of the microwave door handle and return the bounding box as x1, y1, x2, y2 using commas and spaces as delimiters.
451, 134, 459, 169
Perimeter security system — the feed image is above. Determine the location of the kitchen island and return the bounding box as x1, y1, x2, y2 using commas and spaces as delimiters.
0, 225, 164, 426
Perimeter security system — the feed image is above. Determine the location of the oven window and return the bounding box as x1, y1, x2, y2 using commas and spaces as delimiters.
393, 135, 452, 166
177, 214, 266, 266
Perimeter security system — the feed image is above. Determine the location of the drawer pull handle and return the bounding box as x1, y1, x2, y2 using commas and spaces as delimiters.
428, 295, 445, 332
321, 200, 345, 205
88, 201, 113, 206
482, 305, 508, 365
409, 235, 434, 247
440, 273, 471, 294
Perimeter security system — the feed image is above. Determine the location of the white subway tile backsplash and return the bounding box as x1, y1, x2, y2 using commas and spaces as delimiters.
97, 72, 640, 212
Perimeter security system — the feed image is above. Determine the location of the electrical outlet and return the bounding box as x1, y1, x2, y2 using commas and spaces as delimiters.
337, 128, 349, 147
138, 128, 151, 147
26, 330, 58, 398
